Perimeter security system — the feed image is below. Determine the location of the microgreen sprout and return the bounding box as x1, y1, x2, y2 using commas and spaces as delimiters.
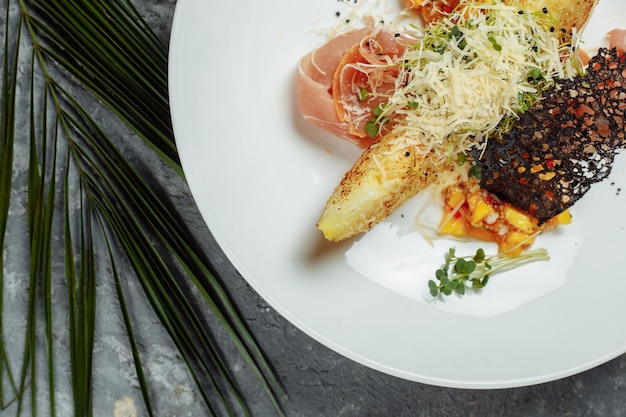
488, 36, 503, 51
428, 247, 550, 297
365, 104, 388, 138
359, 88, 369, 101
468, 164, 482, 179
365, 119, 379, 137
450, 25, 463, 40
432, 43, 447, 55
449, 25, 467, 50
407, 100, 419, 109
517, 92, 530, 113
528, 67, 543, 82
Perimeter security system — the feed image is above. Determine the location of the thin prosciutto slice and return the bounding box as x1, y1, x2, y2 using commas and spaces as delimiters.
296, 27, 406, 148
609, 29, 626, 53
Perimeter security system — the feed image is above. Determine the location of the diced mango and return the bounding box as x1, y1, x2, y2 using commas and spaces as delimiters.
469, 227, 497, 243
446, 191, 465, 209
499, 231, 535, 256
467, 193, 495, 226
503, 205, 536, 234
555, 209, 572, 225
440, 215, 468, 237
506, 231, 535, 245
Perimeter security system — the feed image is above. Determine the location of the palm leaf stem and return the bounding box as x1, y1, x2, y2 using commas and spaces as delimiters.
0, 1, 21, 408
62, 152, 79, 417
87, 191, 236, 417
74, 192, 97, 417
61, 150, 97, 417
18, 46, 46, 417
38, 106, 60, 417
103, 235, 155, 417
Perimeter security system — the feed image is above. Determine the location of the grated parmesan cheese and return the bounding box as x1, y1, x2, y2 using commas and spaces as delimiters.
370, 1, 579, 165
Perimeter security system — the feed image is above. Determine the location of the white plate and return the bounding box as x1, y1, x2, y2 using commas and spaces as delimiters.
169, 0, 626, 388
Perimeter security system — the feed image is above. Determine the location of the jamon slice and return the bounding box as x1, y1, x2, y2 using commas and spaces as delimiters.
476, 48, 626, 223
297, 28, 405, 148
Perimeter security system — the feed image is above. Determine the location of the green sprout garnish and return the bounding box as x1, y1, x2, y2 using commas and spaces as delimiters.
365, 104, 388, 138
449, 25, 467, 50
428, 247, 550, 297
432, 43, 447, 55
365, 119, 379, 137
407, 100, 419, 109
450, 25, 463, 41
359, 88, 369, 101
528, 67, 543, 81
488, 36, 503, 51
517, 92, 530, 113
468, 164, 482, 179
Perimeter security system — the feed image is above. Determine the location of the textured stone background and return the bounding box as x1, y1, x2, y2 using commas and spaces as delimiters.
152, 2, 626, 416
5, 1, 626, 416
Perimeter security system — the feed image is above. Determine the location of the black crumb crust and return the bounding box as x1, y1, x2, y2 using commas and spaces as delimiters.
476, 48, 626, 223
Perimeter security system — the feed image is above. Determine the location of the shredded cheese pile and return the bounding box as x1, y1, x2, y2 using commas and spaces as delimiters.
375, 1, 577, 165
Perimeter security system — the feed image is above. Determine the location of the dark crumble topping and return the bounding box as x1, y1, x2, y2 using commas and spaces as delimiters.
475, 48, 626, 223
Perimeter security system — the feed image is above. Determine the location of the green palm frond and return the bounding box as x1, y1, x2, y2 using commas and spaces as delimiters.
1, 0, 284, 416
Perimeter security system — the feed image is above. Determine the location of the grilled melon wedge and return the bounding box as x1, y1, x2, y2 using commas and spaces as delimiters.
317, 131, 454, 241
517, 0, 599, 42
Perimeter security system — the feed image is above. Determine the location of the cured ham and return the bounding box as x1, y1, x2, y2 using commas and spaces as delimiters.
609, 29, 626, 52
296, 28, 406, 148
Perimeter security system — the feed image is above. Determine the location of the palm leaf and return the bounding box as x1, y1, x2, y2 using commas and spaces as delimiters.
1, 0, 285, 415
0, 2, 21, 410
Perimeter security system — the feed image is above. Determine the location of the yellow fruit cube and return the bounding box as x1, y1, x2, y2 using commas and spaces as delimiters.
440, 216, 468, 237
468, 196, 495, 226
500, 231, 535, 255
503, 206, 536, 234
446, 191, 465, 209
555, 209, 572, 225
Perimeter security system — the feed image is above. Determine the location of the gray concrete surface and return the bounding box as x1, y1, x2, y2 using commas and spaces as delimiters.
5, 1, 626, 416
153, 2, 626, 416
